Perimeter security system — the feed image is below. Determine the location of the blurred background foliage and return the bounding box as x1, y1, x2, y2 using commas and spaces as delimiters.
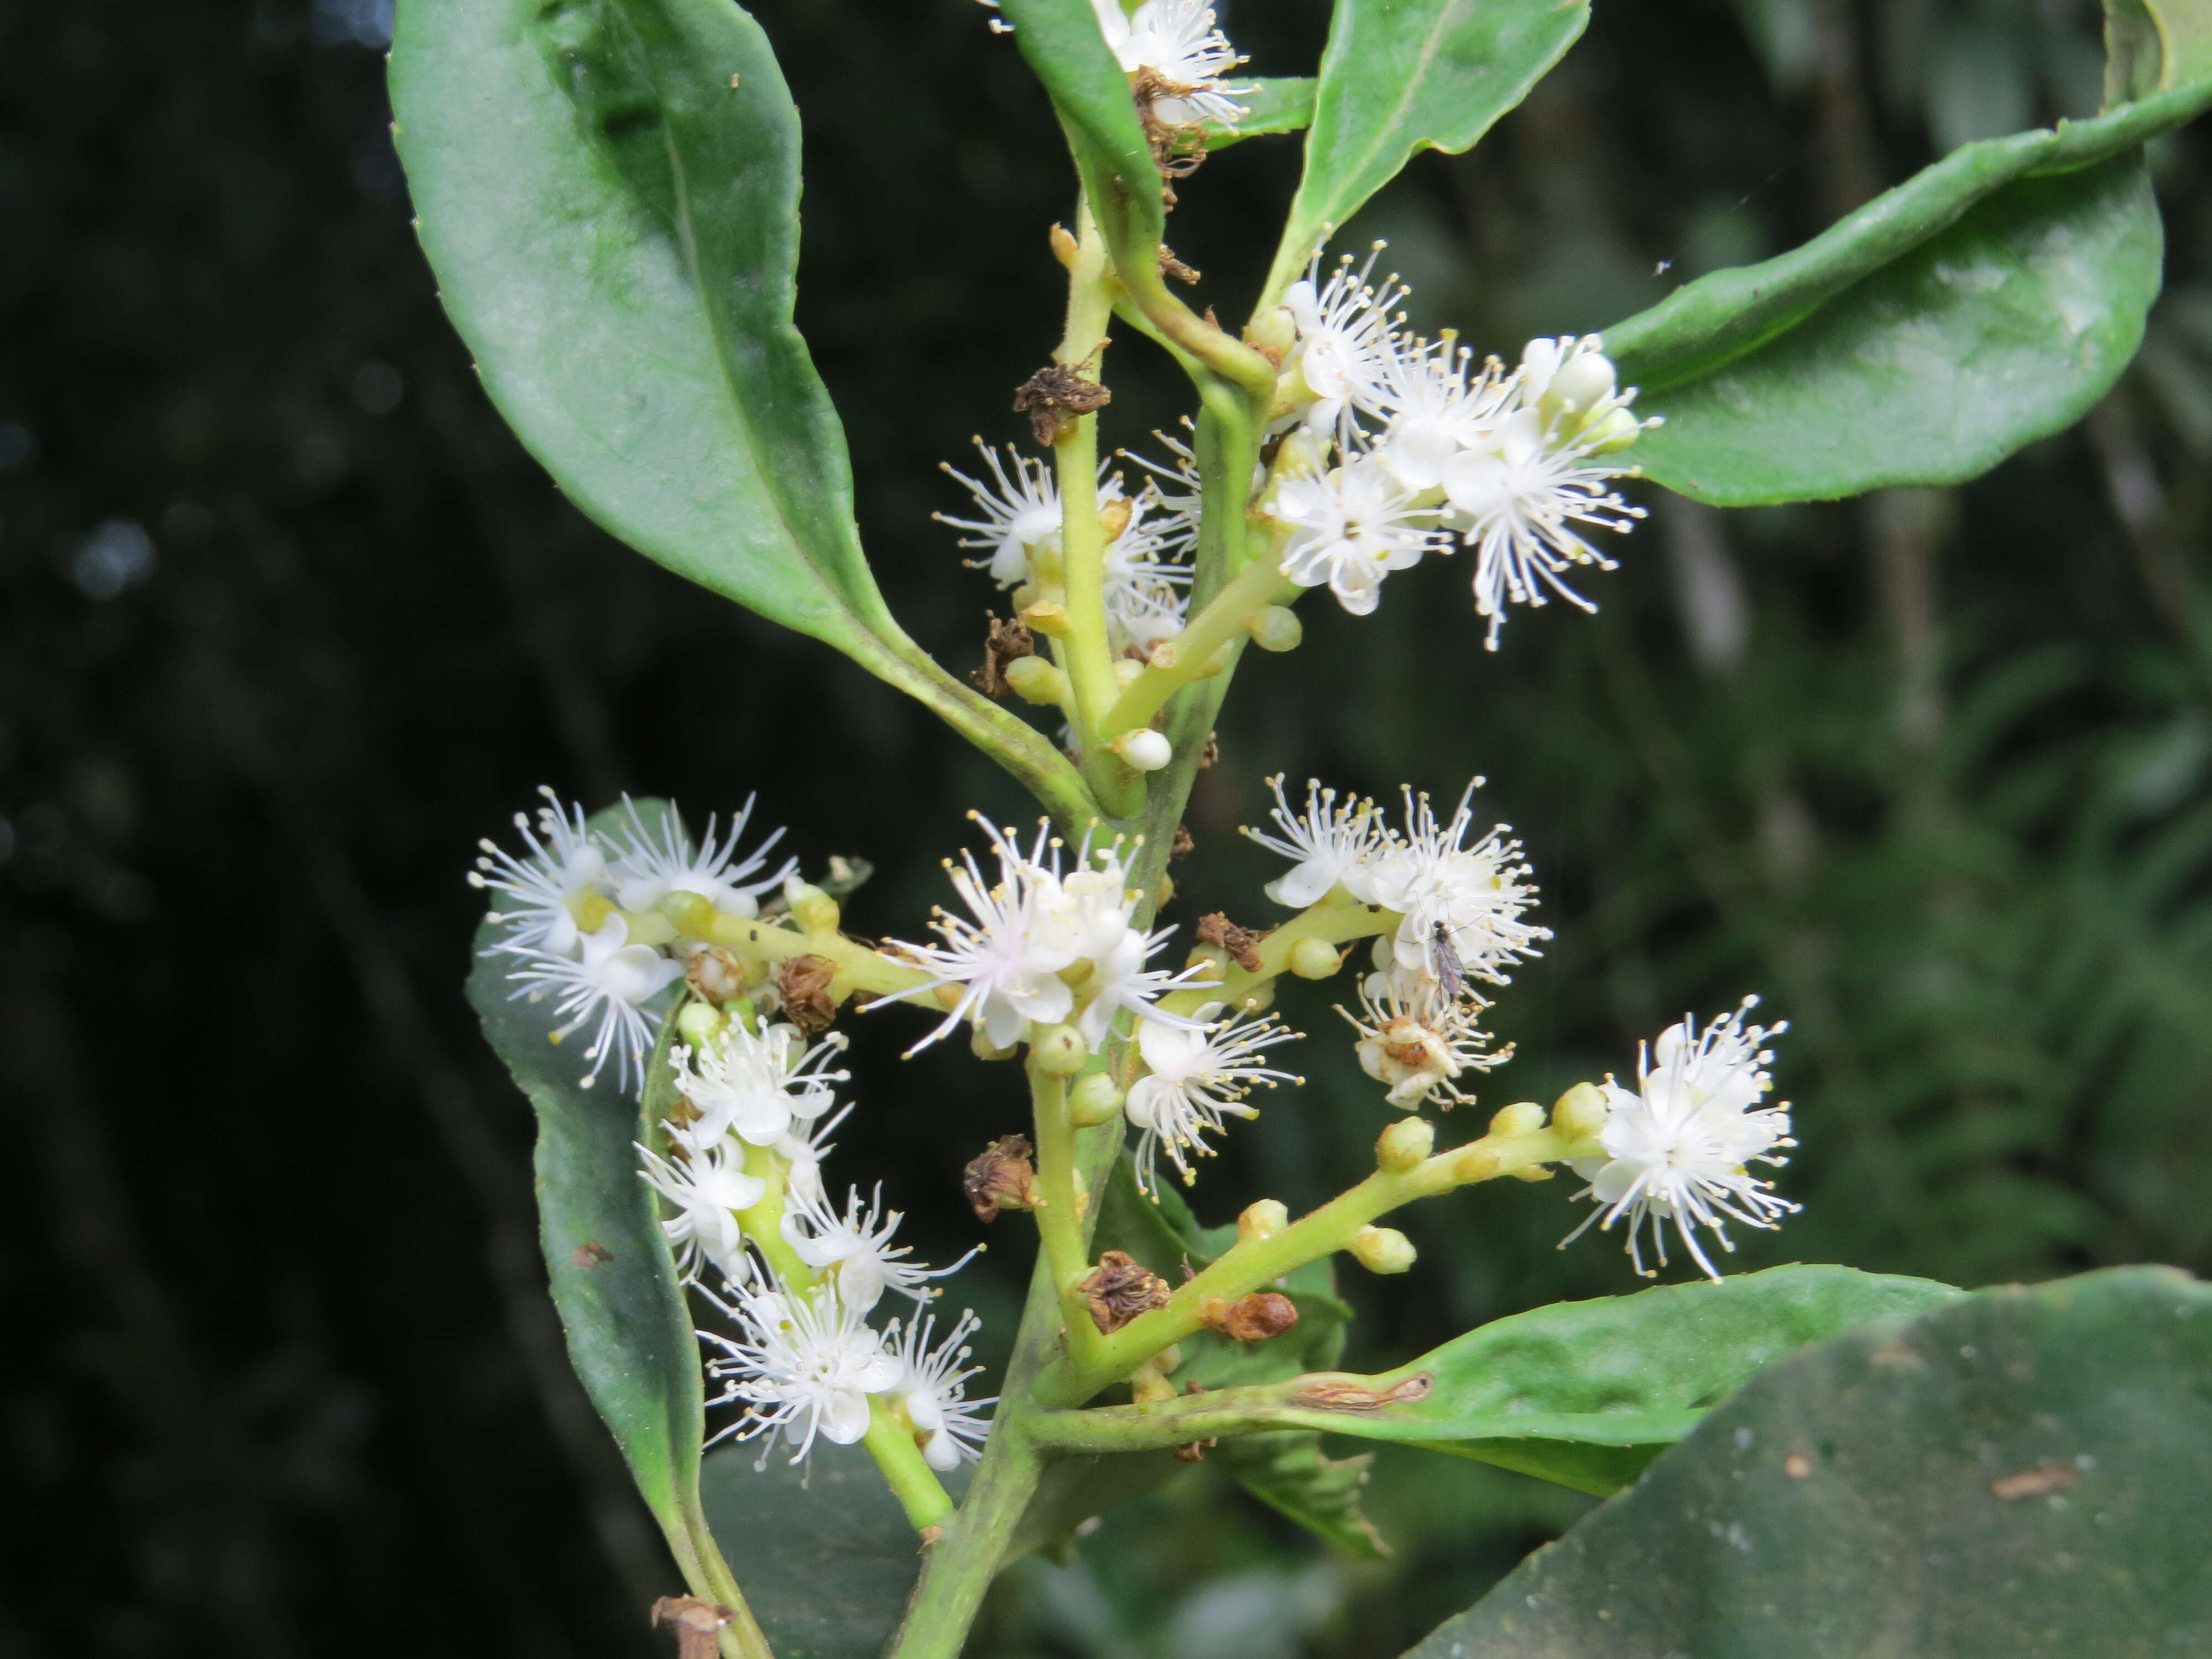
6, 0, 2212, 1655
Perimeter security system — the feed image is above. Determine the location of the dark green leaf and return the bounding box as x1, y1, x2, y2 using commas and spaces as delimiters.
390, 0, 1093, 822
1209, 1432, 1384, 1558
1629, 157, 2163, 505
1262, 0, 1589, 304
1403, 1266, 2212, 1658
1202, 77, 1318, 148
700, 1442, 971, 1659
1264, 1265, 1960, 1496
467, 799, 732, 1598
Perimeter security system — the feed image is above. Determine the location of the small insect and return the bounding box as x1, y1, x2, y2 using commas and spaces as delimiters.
1431, 922, 1464, 1000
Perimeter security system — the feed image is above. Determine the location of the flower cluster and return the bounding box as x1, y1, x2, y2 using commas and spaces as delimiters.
1088, 0, 1252, 128
1245, 775, 1546, 1112
1125, 1001, 1301, 1193
938, 442, 1196, 659
472, 791, 794, 1092
1565, 1000, 1798, 1280
1262, 252, 1656, 646
881, 815, 1217, 1054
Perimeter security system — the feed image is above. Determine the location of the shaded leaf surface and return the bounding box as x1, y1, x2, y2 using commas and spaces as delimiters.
1265, 0, 1587, 301
1405, 1266, 2212, 1658
1630, 158, 2162, 504
1203, 77, 1317, 148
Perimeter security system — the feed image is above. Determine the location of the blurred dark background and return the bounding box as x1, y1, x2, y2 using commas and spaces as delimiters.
8, 0, 2212, 1654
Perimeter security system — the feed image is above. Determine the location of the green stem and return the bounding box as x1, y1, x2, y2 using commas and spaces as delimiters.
1100, 555, 1291, 737
1052, 204, 1128, 759
1028, 1061, 1103, 1366
668, 1494, 778, 1659
865, 1397, 959, 1532
1155, 898, 1395, 1019
1034, 1122, 1586, 1405
1026, 1369, 1418, 1454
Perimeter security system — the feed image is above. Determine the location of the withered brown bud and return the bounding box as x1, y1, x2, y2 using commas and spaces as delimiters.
1158, 244, 1201, 285
1132, 69, 1208, 186
774, 954, 839, 1035
1013, 364, 1111, 447
1196, 912, 1267, 973
971, 612, 1035, 698
1080, 1250, 1172, 1334
1198, 732, 1220, 770
963, 1135, 1037, 1223
684, 945, 746, 1005
1173, 1437, 1217, 1463
1169, 822, 1195, 861
1201, 1291, 1299, 1343
651, 1598, 734, 1659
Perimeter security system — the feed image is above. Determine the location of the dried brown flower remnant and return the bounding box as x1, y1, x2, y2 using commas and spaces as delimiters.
972, 612, 1035, 697
1131, 69, 1208, 190
775, 954, 839, 1034
1197, 912, 1266, 973
1169, 823, 1195, 861
1199, 1291, 1298, 1343
1159, 245, 1201, 285
1198, 732, 1220, 770
1080, 1250, 1172, 1333
964, 1134, 1038, 1222
651, 1598, 734, 1659
684, 945, 746, 1005
1013, 364, 1110, 447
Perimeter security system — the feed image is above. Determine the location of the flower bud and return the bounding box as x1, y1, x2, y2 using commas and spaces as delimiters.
1032, 1024, 1089, 1074
1067, 1072, 1126, 1128
1552, 1081, 1611, 1142
1201, 1292, 1300, 1342
1451, 1143, 1503, 1185
675, 999, 726, 1048
1488, 1101, 1547, 1139
1112, 729, 1173, 771
1287, 936, 1340, 980
1113, 657, 1145, 689
1352, 1225, 1416, 1275
971, 1025, 1020, 1062
1247, 605, 1303, 653
786, 883, 841, 935
1155, 1343, 1182, 1374
1244, 305, 1297, 361
1586, 406, 1644, 454
1546, 347, 1616, 414
1131, 1365, 1177, 1404
1375, 1116, 1434, 1172
1098, 495, 1133, 541
1004, 655, 1068, 706
1238, 1198, 1289, 1244
1020, 600, 1071, 637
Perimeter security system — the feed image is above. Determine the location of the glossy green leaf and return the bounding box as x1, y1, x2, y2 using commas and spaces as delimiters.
390, 0, 1093, 823
2106, 0, 2212, 104
1202, 77, 1318, 149
700, 1443, 971, 1659
1628, 157, 2162, 505
1404, 1267, 2212, 1658
1261, 0, 1589, 304
467, 799, 744, 1616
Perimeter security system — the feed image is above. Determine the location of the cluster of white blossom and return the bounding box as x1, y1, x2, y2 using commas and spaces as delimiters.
1565, 999, 1798, 1280
938, 442, 1196, 659
1245, 775, 1545, 1111
1265, 254, 1656, 645
1088, 0, 1251, 127
472, 790, 793, 1092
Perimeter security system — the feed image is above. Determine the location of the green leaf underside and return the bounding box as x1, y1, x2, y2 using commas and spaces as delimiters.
1265, 0, 1588, 302
1404, 1267, 2212, 1658
2106, 0, 2212, 105
1631, 157, 2163, 505
390, 0, 1090, 821
466, 800, 703, 1557
1201, 77, 1317, 148
701, 1443, 972, 1659
1248, 1265, 1958, 1497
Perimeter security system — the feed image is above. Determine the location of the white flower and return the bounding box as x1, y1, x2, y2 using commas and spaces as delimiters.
504, 915, 684, 1092
471, 787, 611, 959
637, 1132, 764, 1281
1340, 976, 1509, 1110
1270, 453, 1448, 617
938, 441, 1066, 587
1073, 923, 1219, 1047
1373, 337, 1514, 492
880, 817, 1083, 1052
781, 1183, 981, 1313
1281, 248, 1410, 439
1242, 775, 1391, 907
1442, 336, 1651, 650
1091, 0, 1251, 128
885, 1309, 995, 1471
606, 795, 795, 919
702, 1276, 900, 1467
670, 1021, 849, 1147
776, 1102, 852, 1210
1564, 999, 1798, 1279
1364, 783, 1548, 989
1126, 1006, 1300, 1192
1099, 491, 1193, 654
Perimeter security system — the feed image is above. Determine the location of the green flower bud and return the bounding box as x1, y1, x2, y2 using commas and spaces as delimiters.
1032, 1024, 1089, 1074
1488, 1101, 1548, 1139
1552, 1080, 1611, 1141
1003, 655, 1067, 706
1352, 1225, 1416, 1275
1248, 605, 1303, 653
1375, 1116, 1434, 1172
971, 1025, 1020, 1062
675, 1000, 726, 1048
1067, 1072, 1126, 1128
1112, 729, 1173, 772
1238, 1198, 1289, 1244
787, 883, 840, 935
1287, 936, 1340, 980
1586, 406, 1644, 454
